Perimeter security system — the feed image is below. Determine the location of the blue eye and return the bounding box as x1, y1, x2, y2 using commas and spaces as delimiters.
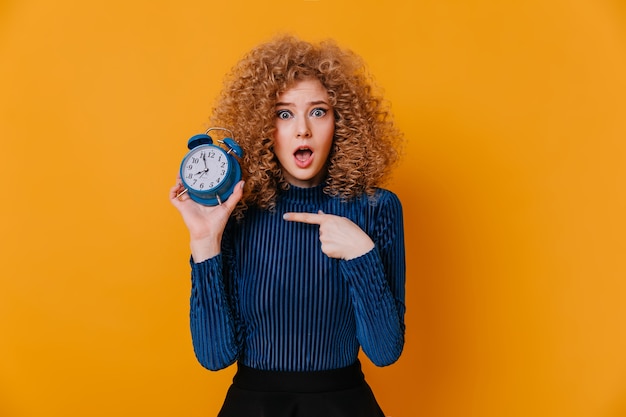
276, 110, 292, 120
310, 108, 327, 118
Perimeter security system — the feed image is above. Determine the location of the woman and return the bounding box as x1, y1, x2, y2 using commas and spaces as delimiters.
170, 34, 406, 417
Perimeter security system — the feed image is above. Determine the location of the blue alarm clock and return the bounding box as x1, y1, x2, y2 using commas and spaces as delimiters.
178, 127, 243, 206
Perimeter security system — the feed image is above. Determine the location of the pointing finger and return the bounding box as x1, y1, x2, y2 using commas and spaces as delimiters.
283, 211, 325, 224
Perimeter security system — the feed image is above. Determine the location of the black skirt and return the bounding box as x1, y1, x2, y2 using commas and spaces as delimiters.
217, 360, 386, 417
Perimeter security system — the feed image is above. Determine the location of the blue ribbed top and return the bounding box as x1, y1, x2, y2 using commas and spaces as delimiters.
189, 184, 406, 372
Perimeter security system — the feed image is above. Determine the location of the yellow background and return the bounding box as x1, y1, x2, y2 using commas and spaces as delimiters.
1, 1, 625, 416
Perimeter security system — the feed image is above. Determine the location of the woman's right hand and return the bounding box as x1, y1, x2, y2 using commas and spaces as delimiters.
169, 177, 244, 262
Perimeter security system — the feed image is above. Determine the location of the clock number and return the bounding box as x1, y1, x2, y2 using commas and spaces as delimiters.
192, 157, 199, 164
199, 183, 204, 189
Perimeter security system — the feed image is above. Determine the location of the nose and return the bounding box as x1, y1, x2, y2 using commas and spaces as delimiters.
296, 118, 311, 138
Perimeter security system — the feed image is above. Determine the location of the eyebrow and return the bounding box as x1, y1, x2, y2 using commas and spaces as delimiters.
275, 100, 330, 107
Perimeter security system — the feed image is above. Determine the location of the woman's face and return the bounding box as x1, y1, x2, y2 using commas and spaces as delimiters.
273, 78, 335, 188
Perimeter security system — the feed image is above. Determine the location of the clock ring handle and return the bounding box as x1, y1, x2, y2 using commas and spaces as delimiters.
205, 126, 235, 139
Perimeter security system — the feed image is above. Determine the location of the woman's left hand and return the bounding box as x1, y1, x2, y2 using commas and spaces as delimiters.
283, 211, 374, 260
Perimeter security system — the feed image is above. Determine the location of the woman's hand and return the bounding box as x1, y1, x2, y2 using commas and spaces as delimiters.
283, 210, 374, 260
169, 177, 244, 262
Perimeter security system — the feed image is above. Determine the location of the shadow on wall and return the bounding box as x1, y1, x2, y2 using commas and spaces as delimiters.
364, 105, 548, 415
364, 119, 493, 415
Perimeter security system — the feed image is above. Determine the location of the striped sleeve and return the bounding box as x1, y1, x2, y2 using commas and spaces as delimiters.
340, 191, 406, 366
189, 254, 239, 370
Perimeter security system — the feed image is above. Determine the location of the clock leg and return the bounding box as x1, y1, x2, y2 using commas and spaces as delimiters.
176, 188, 189, 201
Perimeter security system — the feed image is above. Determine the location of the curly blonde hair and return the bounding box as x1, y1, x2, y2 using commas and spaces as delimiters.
209, 35, 403, 214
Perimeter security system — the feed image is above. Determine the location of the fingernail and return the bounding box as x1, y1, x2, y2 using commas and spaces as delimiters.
283, 213, 289, 220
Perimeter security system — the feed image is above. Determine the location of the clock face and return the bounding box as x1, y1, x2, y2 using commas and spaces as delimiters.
181, 146, 230, 191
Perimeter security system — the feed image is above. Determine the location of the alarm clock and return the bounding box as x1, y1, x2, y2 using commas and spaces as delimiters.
178, 127, 243, 206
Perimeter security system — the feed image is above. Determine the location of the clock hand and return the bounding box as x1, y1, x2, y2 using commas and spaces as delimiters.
194, 167, 210, 176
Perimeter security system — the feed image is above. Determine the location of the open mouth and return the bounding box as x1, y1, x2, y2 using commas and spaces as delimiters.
294, 147, 313, 162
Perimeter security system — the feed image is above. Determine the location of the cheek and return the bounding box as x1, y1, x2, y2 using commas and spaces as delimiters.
312, 118, 334, 139
322, 123, 335, 150
272, 138, 291, 165
272, 127, 285, 149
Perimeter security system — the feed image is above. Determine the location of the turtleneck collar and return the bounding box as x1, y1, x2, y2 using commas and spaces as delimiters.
278, 183, 330, 206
